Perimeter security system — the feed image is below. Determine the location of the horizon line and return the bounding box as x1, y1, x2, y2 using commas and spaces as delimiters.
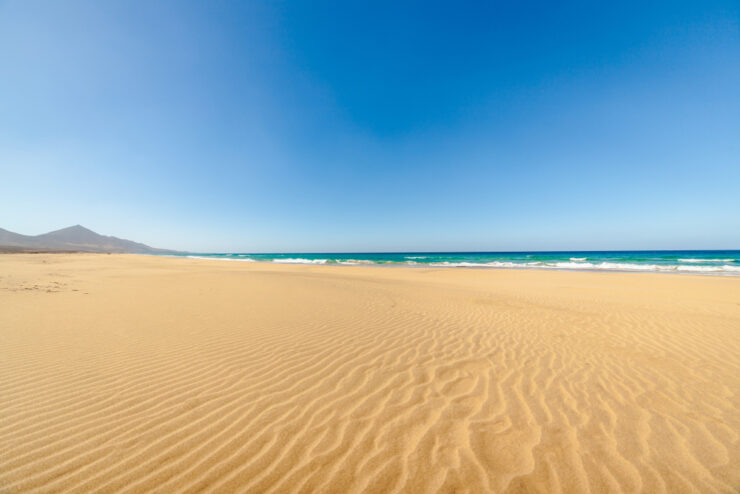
174, 248, 740, 255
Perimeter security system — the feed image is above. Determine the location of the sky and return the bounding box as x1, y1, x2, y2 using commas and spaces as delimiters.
1, 1, 739, 252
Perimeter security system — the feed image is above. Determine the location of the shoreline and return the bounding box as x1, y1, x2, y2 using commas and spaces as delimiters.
4, 249, 739, 275
168, 253, 740, 277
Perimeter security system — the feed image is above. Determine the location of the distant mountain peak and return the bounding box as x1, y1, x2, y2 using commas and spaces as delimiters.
50, 224, 95, 233
0, 225, 177, 254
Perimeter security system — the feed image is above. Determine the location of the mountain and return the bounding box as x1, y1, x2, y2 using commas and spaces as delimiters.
0, 225, 178, 253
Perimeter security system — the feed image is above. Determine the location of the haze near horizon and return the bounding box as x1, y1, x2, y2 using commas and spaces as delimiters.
1, 1, 739, 252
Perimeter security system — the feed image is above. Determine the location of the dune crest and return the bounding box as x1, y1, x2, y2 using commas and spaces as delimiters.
1, 254, 738, 493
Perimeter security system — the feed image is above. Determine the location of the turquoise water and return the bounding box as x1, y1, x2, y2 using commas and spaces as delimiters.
169, 250, 740, 275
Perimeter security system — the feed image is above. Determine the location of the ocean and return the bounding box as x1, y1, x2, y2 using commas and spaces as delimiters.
170, 250, 740, 275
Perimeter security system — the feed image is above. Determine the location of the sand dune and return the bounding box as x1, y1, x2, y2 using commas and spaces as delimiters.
1, 254, 739, 493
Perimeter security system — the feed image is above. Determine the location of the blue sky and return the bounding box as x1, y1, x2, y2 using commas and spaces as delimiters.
1, 1, 738, 252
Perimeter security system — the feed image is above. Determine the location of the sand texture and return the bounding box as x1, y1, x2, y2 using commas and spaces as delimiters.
1, 254, 739, 493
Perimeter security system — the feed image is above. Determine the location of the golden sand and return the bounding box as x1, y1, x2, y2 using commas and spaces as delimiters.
1, 254, 738, 493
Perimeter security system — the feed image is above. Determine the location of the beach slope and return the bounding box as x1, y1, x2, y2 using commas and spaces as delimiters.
1, 254, 738, 493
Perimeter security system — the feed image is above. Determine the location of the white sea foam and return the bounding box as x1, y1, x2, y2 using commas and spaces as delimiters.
431, 260, 740, 274
672, 264, 740, 272
272, 258, 328, 264
436, 261, 484, 267
542, 261, 740, 273
570, 257, 587, 261
437, 261, 520, 268
186, 255, 255, 262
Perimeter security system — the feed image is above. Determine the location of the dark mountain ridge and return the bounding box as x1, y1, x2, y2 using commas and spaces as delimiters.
0, 225, 177, 253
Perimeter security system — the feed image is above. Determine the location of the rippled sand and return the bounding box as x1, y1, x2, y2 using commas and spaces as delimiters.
1, 254, 738, 493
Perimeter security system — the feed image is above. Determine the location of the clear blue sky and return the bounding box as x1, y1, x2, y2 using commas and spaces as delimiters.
1, 1, 738, 252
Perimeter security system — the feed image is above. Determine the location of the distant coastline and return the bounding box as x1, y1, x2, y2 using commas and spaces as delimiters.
0, 225, 178, 254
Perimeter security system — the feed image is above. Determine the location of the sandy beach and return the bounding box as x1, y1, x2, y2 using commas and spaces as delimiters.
1, 253, 738, 493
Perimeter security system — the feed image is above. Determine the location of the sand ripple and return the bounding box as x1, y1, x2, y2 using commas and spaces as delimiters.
1, 254, 739, 493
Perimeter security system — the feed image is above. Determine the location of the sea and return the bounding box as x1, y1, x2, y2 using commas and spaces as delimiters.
170, 250, 740, 275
